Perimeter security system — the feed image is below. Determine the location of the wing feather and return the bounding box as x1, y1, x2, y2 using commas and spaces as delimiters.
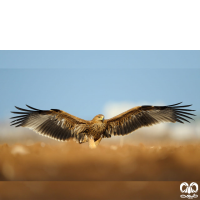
104, 103, 195, 137
26, 105, 40, 110
10, 105, 88, 143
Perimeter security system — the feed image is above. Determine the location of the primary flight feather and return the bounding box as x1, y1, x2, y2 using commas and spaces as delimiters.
10, 102, 195, 148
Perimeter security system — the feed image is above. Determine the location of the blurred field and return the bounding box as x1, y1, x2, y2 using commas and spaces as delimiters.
0, 181, 195, 200
0, 141, 200, 181
0, 138, 200, 199
1, 121, 200, 200
0, 141, 200, 199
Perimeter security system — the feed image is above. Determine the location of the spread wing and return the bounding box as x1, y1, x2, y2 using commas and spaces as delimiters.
104, 102, 196, 138
10, 105, 89, 143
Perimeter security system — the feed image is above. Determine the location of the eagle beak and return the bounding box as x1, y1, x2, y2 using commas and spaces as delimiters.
102, 116, 104, 122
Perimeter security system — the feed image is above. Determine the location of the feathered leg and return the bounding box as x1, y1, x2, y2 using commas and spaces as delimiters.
89, 136, 96, 149
94, 135, 103, 147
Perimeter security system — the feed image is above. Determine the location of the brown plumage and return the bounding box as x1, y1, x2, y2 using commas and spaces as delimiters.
10, 102, 195, 148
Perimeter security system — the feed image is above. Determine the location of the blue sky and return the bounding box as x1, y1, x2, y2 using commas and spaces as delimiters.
0, 51, 199, 121
1, 51, 200, 69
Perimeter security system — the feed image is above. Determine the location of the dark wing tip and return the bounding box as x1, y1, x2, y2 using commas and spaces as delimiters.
168, 102, 183, 107
15, 106, 31, 112
26, 105, 40, 110
11, 105, 39, 113
10, 105, 37, 127
176, 118, 184, 124
11, 111, 29, 114
169, 103, 196, 124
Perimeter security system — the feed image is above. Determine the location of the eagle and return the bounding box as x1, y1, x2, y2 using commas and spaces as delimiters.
10, 102, 195, 148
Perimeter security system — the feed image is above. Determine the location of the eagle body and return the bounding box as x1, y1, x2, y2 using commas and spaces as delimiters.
89, 122, 106, 141
10, 102, 195, 148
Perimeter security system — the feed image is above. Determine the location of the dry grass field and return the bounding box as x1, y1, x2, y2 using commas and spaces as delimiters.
0, 141, 200, 181
0, 140, 200, 199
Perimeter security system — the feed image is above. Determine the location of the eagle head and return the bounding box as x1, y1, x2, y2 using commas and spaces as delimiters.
92, 114, 105, 123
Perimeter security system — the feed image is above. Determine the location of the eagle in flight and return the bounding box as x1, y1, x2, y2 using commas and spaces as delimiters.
10, 102, 195, 148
